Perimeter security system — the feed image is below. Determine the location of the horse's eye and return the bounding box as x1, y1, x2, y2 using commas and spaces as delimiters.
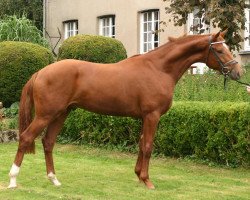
217, 50, 224, 54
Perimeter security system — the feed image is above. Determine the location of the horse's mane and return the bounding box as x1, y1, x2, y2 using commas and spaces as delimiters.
168, 34, 187, 42
168, 34, 208, 44
130, 54, 141, 58
129, 34, 208, 58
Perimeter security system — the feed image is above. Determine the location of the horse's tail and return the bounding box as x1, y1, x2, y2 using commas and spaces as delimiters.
19, 73, 37, 154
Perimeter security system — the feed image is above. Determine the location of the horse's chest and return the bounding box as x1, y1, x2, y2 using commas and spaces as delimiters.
139, 89, 173, 115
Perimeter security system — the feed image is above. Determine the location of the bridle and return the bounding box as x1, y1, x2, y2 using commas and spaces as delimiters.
205, 35, 238, 89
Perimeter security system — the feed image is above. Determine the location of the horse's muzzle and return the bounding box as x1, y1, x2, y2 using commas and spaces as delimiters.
229, 64, 244, 80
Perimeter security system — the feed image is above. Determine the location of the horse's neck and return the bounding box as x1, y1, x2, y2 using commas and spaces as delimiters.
147, 35, 208, 82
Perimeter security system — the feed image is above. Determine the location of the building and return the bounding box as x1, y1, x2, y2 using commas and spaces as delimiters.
43, 0, 250, 73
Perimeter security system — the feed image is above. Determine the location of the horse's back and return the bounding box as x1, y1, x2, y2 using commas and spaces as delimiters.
32, 58, 173, 118
31, 59, 140, 116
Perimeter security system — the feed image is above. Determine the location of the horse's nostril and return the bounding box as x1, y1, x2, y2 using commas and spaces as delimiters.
237, 73, 240, 80
229, 69, 241, 80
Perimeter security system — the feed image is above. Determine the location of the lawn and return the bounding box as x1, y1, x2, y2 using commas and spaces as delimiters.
0, 142, 249, 200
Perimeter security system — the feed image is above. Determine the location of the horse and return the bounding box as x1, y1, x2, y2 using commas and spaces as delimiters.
8, 30, 243, 189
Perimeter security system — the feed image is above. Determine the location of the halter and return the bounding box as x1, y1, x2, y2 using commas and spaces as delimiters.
205, 35, 238, 89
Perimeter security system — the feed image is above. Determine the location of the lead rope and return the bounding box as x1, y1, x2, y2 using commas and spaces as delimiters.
235, 80, 250, 87
224, 74, 229, 90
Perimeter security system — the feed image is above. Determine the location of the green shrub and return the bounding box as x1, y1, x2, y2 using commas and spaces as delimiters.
0, 15, 49, 48
174, 67, 250, 102
2, 102, 19, 118
0, 41, 54, 107
156, 102, 249, 167
58, 34, 127, 63
60, 102, 250, 167
59, 110, 141, 151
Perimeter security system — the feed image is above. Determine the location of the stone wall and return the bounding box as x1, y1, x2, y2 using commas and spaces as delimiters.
0, 102, 19, 143
0, 130, 19, 143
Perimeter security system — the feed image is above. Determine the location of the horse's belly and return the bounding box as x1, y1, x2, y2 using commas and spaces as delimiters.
76, 94, 140, 117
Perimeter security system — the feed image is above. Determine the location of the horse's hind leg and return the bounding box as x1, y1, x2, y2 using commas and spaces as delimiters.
42, 112, 68, 186
8, 117, 49, 188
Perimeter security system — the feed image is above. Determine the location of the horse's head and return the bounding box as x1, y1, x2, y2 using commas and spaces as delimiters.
205, 30, 243, 80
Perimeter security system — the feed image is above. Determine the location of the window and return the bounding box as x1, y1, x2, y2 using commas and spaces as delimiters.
99, 15, 115, 38
140, 10, 160, 54
244, 6, 250, 51
187, 8, 209, 74
188, 8, 209, 34
64, 20, 78, 39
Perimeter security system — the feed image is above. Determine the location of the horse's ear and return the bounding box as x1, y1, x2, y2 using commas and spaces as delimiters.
212, 31, 221, 41
220, 29, 228, 38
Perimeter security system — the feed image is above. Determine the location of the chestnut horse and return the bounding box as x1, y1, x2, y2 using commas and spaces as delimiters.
8, 31, 243, 189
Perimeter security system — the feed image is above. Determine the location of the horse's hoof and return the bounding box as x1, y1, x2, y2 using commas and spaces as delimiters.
138, 178, 155, 189
52, 180, 61, 186
48, 172, 61, 186
144, 179, 155, 190
8, 176, 17, 189
7, 184, 17, 189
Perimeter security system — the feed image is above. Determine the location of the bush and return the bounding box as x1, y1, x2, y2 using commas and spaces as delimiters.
58, 34, 127, 63
174, 66, 250, 102
0, 41, 54, 107
59, 110, 141, 151
0, 15, 49, 48
2, 102, 19, 118
60, 102, 250, 167
156, 102, 249, 167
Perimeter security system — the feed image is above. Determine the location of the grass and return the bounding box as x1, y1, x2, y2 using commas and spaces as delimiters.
0, 142, 249, 200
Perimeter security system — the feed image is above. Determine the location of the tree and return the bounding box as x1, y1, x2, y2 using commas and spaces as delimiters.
0, 0, 43, 31
164, 0, 247, 51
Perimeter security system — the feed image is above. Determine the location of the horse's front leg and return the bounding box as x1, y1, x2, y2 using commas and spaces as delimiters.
136, 112, 160, 189
134, 131, 143, 178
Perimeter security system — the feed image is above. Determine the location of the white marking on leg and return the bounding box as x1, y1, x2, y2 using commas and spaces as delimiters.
48, 172, 61, 186
8, 163, 20, 188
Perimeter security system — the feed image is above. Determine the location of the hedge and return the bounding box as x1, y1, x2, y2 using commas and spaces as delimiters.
174, 70, 250, 102
0, 41, 54, 107
60, 101, 250, 167
57, 34, 127, 63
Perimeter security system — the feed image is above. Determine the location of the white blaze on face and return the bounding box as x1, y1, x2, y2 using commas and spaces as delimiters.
223, 43, 229, 50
